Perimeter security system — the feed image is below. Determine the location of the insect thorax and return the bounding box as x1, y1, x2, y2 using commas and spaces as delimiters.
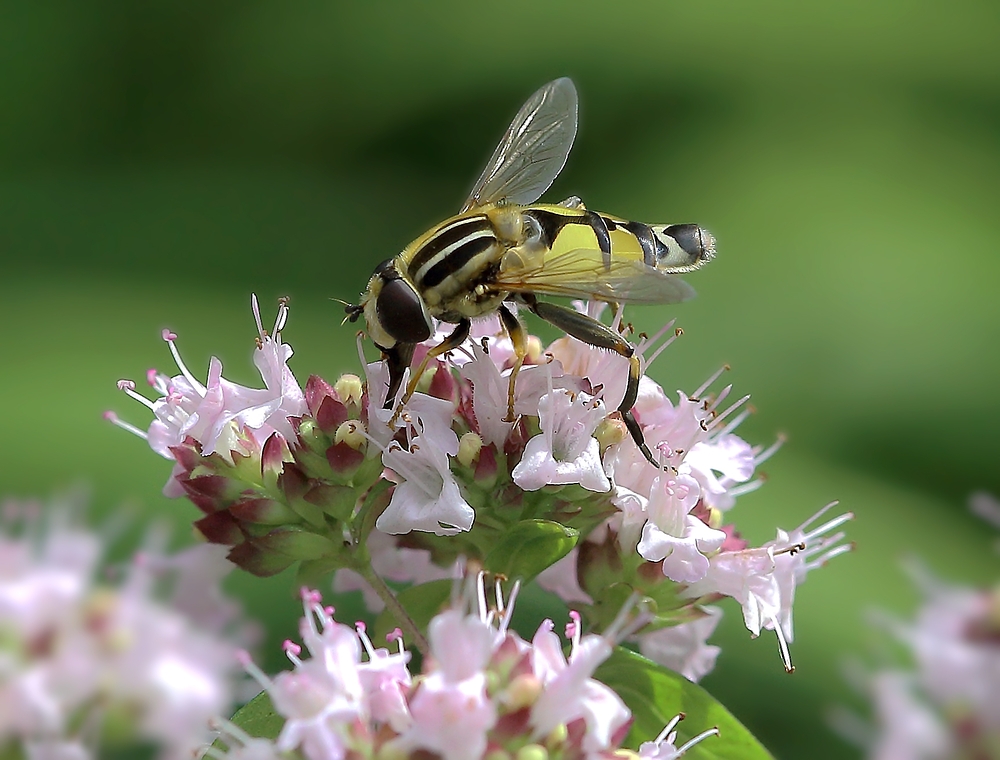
402, 207, 522, 323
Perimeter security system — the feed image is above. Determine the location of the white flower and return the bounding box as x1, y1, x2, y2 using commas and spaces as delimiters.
379, 435, 475, 535
684, 502, 853, 671
637, 607, 723, 683
630, 470, 725, 583
683, 433, 756, 511
512, 388, 610, 492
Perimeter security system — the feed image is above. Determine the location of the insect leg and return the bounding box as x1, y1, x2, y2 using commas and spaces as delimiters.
527, 299, 659, 468
498, 304, 526, 422
388, 320, 471, 426
380, 342, 416, 409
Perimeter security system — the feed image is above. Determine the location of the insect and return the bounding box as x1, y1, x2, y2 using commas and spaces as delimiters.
345, 78, 715, 466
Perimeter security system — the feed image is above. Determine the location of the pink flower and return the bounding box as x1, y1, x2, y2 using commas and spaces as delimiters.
528, 615, 630, 752
110, 295, 306, 465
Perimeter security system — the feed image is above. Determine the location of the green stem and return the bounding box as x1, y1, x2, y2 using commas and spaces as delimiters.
355, 560, 431, 655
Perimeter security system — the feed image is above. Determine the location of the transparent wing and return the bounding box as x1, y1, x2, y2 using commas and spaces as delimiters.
461, 78, 578, 213
493, 247, 697, 304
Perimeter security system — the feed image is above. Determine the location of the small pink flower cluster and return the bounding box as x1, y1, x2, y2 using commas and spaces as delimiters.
111, 295, 852, 676
0, 496, 255, 760
214, 578, 717, 760
833, 494, 1000, 759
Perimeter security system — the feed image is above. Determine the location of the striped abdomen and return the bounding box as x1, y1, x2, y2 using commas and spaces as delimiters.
522, 205, 715, 274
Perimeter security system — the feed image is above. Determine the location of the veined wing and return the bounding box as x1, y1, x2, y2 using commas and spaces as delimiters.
494, 247, 697, 304
461, 78, 578, 213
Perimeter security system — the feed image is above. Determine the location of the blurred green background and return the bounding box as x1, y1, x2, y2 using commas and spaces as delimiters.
3, 2, 999, 757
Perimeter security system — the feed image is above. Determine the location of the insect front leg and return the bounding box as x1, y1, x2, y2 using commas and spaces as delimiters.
526, 298, 660, 468
388, 320, 471, 426
498, 304, 527, 422
380, 342, 416, 410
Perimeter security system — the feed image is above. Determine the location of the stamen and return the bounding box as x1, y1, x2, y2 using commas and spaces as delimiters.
693, 365, 730, 399
714, 406, 754, 438
162, 330, 206, 396
494, 576, 505, 615
251, 294, 266, 339
773, 541, 806, 557
796, 502, 852, 539
236, 649, 274, 691
386, 627, 405, 654
274, 298, 289, 334
103, 411, 148, 440
637, 318, 680, 369
356, 621, 376, 658
726, 478, 766, 498
499, 579, 521, 635
808, 541, 855, 569
566, 610, 582, 650
117, 379, 157, 410
706, 394, 751, 431
772, 619, 794, 673
753, 434, 786, 466
655, 713, 685, 744
476, 571, 489, 622
282, 639, 303, 667
676, 726, 721, 755
611, 302, 626, 331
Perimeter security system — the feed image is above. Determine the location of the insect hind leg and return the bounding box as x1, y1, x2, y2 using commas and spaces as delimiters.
526, 298, 660, 468
498, 304, 526, 422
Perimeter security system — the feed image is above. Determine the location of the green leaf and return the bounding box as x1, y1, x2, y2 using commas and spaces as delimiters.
594, 647, 774, 759
483, 519, 579, 581
211, 691, 284, 752
256, 527, 340, 560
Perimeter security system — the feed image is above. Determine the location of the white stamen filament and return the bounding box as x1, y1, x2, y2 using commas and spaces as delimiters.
772, 618, 794, 673
714, 405, 753, 438
104, 412, 148, 440
654, 713, 684, 744
163, 333, 206, 396
753, 434, 786, 466
693, 365, 730, 399
120, 384, 156, 411
676, 726, 721, 755
706, 394, 752, 432
499, 580, 521, 635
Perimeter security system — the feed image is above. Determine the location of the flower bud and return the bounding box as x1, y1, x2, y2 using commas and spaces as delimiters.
334, 420, 367, 451
335, 373, 363, 407
502, 673, 542, 710
525, 335, 543, 364
515, 745, 548, 760
458, 432, 484, 468
594, 417, 626, 450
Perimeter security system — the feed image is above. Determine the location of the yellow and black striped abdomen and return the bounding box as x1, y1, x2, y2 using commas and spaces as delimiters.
522, 205, 714, 274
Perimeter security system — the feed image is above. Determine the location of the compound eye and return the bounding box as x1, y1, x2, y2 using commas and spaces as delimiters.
376, 279, 433, 343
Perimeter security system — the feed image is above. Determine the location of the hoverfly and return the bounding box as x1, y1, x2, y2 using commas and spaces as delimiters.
345, 78, 715, 466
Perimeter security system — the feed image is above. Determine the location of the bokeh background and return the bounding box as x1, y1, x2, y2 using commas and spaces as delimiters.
3, 2, 999, 757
